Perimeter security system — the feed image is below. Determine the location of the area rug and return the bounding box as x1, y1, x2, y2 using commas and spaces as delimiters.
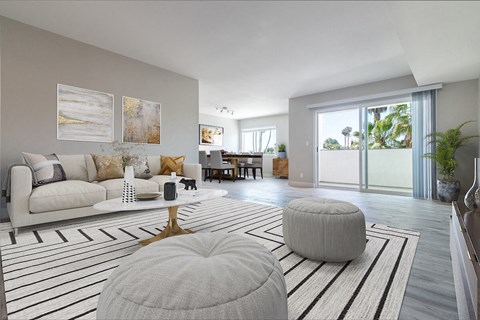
0, 198, 419, 320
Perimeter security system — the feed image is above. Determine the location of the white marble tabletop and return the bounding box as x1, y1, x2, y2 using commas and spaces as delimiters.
93, 188, 228, 212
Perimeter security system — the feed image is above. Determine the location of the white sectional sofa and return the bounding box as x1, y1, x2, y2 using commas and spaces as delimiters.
7, 154, 201, 234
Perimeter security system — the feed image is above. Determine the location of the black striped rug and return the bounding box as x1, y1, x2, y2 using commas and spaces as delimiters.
0, 198, 419, 320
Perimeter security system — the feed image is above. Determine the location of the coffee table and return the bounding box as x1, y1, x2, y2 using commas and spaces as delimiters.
93, 188, 228, 245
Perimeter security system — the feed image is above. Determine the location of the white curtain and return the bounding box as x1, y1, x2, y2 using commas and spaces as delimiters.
412, 90, 437, 199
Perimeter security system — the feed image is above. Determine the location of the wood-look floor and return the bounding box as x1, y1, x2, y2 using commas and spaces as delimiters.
202, 177, 457, 320
0, 177, 456, 320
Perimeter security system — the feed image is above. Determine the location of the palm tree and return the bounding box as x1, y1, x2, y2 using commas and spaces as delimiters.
386, 104, 412, 148
341, 126, 352, 149
371, 118, 393, 148
367, 107, 387, 122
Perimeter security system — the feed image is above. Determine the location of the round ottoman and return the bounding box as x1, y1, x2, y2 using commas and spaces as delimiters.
283, 198, 366, 262
97, 232, 288, 320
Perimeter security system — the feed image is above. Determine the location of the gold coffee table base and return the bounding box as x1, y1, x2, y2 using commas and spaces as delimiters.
139, 206, 194, 246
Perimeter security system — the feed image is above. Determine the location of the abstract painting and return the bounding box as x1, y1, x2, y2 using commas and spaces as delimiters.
122, 96, 161, 144
57, 84, 114, 142
200, 124, 224, 146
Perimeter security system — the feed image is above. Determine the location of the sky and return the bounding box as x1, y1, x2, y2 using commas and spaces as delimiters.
318, 109, 360, 147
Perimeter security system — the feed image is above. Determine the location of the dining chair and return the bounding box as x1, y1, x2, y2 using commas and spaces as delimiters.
209, 150, 235, 183
199, 151, 211, 181
237, 153, 249, 178
245, 152, 263, 180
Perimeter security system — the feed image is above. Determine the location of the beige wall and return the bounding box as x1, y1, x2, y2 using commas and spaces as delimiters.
288, 75, 417, 187
436, 79, 479, 197
199, 113, 239, 153
0, 17, 199, 219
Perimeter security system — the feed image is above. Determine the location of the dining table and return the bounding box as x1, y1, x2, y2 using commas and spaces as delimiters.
207, 153, 262, 179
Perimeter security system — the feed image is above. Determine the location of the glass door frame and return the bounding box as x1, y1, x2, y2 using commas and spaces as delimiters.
315, 96, 413, 196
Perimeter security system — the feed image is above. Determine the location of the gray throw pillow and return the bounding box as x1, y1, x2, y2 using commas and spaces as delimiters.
124, 156, 152, 179
22, 152, 67, 185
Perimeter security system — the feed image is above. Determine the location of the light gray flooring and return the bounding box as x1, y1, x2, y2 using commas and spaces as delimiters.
203, 177, 457, 320
0, 177, 457, 320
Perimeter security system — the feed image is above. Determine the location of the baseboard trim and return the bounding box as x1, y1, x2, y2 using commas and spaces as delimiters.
288, 180, 315, 188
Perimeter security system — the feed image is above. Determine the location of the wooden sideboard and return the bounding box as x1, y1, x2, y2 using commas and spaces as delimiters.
273, 158, 288, 178
451, 202, 480, 319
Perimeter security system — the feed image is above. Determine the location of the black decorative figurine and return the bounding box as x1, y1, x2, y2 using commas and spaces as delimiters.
179, 178, 197, 190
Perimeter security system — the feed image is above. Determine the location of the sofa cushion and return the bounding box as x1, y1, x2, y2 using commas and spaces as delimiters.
85, 154, 97, 182
160, 156, 185, 176
23, 152, 67, 185
57, 154, 88, 181
98, 178, 159, 199
29, 180, 106, 213
92, 155, 124, 181
147, 156, 161, 175
124, 156, 152, 179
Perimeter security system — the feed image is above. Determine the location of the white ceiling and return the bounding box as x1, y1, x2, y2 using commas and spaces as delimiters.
0, 1, 479, 119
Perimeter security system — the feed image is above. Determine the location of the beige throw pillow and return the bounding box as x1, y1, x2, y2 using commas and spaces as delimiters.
92, 155, 124, 181
160, 156, 185, 176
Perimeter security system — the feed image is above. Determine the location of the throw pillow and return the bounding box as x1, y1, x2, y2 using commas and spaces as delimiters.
124, 155, 152, 179
160, 156, 185, 176
22, 152, 67, 185
92, 155, 124, 181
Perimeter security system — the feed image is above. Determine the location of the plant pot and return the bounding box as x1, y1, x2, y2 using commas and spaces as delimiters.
278, 151, 286, 159
437, 179, 460, 202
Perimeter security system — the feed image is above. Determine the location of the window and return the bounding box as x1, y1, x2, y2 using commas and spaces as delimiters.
241, 128, 277, 154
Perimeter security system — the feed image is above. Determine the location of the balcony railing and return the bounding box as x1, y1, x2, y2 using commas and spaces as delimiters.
319, 148, 412, 189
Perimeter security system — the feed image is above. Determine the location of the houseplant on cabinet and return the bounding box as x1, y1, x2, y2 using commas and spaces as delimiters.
277, 144, 286, 159
424, 121, 478, 202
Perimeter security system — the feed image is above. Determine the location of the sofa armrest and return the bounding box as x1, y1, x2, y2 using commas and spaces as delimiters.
7, 166, 33, 228
183, 163, 202, 188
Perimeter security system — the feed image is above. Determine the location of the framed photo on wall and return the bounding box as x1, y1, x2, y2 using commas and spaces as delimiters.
122, 96, 161, 144
199, 124, 224, 146
57, 84, 114, 142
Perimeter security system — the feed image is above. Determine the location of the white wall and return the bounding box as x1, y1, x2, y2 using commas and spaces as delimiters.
240, 114, 289, 177
198, 113, 239, 153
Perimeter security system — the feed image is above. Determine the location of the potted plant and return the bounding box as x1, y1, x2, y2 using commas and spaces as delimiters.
424, 121, 478, 202
277, 144, 286, 159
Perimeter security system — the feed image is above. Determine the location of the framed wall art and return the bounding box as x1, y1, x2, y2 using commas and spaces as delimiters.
57, 84, 114, 142
122, 96, 161, 144
199, 124, 224, 146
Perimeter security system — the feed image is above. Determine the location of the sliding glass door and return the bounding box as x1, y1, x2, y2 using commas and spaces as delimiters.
316, 100, 413, 195
317, 108, 360, 189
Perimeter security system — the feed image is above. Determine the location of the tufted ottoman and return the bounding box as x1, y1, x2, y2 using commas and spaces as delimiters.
96, 232, 288, 320
283, 198, 366, 262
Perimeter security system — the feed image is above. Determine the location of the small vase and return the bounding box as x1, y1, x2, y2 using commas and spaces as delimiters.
465, 158, 480, 211
122, 166, 136, 203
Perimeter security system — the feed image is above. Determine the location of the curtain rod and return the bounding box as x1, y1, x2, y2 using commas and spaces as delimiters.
306, 83, 443, 110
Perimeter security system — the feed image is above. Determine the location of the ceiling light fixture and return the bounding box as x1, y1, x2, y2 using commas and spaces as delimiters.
215, 106, 234, 115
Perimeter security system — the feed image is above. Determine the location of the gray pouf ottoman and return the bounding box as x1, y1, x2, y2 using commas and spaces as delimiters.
283, 198, 366, 262
97, 232, 288, 320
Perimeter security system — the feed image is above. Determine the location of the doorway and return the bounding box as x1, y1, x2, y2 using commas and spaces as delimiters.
316, 101, 413, 195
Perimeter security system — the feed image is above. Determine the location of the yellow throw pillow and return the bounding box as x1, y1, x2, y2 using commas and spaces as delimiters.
92, 155, 124, 181
160, 156, 185, 176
